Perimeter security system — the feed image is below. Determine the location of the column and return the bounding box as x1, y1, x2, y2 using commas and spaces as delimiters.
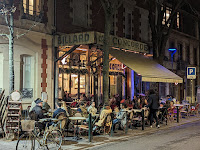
86, 45, 91, 98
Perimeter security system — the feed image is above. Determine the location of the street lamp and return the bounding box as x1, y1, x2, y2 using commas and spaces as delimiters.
168, 48, 177, 97
168, 48, 177, 72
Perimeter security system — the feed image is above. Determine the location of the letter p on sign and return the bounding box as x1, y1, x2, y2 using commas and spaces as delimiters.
189, 69, 193, 74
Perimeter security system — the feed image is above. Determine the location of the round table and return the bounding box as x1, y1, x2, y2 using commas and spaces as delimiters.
69, 117, 86, 140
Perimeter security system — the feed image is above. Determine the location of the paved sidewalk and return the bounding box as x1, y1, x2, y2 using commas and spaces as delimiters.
0, 116, 199, 150
62, 116, 200, 150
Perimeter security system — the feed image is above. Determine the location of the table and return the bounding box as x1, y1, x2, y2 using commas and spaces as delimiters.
174, 104, 184, 123
69, 117, 86, 140
39, 118, 58, 122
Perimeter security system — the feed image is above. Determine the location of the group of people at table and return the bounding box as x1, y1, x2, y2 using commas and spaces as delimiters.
28, 89, 190, 136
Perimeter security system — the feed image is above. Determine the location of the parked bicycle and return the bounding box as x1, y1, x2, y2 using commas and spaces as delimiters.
16, 118, 62, 150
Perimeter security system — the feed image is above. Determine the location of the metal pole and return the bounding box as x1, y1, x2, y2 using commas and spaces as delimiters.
142, 109, 144, 130
191, 79, 193, 104
125, 111, 128, 134
177, 106, 179, 123
88, 113, 92, 142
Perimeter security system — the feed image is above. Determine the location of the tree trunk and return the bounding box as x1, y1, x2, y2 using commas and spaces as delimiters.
102, 14, 111, 104
9, 12, 14, 93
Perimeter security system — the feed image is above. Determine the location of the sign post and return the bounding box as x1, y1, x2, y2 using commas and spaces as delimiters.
187, 67, 196, 104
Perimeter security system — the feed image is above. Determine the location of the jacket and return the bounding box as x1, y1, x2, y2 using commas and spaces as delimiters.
147, 94, 159, 109
31, 105, 45, 121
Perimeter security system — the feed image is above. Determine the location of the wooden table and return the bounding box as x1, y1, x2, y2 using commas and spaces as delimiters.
69, 117, 86, 140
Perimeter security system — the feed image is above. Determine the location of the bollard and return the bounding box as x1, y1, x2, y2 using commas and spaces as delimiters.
125, 111, 128, 134
177, 106, 179, 123
88, 113, 92, 142
110, 121, 114, 137
142, 109, 144, 130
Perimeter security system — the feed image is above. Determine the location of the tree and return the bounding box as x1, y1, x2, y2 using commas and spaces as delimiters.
146, 0, 185, 64
0, 0, 15, 93
0, 0, 40, 93
100, 0, 123, 104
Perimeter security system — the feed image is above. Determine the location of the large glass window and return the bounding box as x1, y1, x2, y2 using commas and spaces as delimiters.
23, 0, 41, 16
162, 7, 180, 28
125, 13, 132, 39
20, 55, 33, 98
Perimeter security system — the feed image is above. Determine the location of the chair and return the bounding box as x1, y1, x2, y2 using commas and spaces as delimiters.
190, 103, 199, 116
167, 107, 176, 122
55, 112, 68, 132
103, 113, 113, 135
180, 105, 190, 118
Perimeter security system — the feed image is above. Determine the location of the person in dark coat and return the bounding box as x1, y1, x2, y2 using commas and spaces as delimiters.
30, 98, 46, 131
147, 89, 160, 128
31, 98, 45, 121
53, 100, 66, 118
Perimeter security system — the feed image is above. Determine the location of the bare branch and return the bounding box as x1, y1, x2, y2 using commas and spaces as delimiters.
15, 21, 40, 39
100, 0, 106, 12
112, 0, 124, 15
0, 33, 9, 38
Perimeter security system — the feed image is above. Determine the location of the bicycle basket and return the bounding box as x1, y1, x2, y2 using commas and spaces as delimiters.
21, 120, 35, 132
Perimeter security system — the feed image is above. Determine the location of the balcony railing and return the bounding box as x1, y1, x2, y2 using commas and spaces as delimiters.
0, 88, 2, 94
21, 88, 33, 99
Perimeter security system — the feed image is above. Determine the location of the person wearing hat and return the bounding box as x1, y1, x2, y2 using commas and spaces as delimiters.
31, 98, 45, 121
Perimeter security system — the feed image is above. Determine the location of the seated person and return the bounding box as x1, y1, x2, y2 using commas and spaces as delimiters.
53, 100, 66, 118
42, 98, 51, 113
63, 92, 73, 102
61, 100, 70, 117
29, 98, 45, 131
30, 98, 45, 121
113, 103, 127, 128
93, 103, 112, 130
87, 101, 97, 117
79, 102, 88, 118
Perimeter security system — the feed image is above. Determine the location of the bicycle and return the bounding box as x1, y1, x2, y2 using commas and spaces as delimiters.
16, 118, 62, 150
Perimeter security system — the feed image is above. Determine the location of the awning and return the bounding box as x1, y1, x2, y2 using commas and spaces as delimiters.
110, 49, 183, 83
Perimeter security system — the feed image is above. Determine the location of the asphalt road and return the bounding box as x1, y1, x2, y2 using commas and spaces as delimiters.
96, 120, 200, 150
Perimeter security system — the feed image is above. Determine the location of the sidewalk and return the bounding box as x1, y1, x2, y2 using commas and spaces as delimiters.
62, 116, 200, 150
0, 116, 199, 150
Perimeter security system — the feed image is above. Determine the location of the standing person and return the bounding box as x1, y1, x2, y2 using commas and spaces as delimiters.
115, 94, 121, 108
147, 89, 160, 128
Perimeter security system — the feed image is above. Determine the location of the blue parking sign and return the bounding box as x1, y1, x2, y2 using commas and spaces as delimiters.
187, 67, 196, 79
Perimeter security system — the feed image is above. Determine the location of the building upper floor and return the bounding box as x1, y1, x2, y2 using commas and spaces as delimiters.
0, 0, 54, 35
56, 0, 200, 44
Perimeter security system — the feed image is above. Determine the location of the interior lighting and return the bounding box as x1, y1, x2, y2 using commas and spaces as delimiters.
61, 55, 69, 65
71, 74, 78, 77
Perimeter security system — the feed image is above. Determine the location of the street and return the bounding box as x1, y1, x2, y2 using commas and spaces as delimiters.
94, 120, 200, 150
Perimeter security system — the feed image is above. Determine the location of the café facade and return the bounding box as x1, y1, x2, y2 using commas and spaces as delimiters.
54, 31, 183, 103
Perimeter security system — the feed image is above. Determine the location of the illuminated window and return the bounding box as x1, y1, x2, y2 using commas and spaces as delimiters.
162, 7, 180, 28
23, 0, 41, 16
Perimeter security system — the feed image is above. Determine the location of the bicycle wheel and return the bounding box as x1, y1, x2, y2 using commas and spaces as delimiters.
46, 130, 62, 150
16, 132, 34, 150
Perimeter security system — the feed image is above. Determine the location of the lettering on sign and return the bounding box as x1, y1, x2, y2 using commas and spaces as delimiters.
57, 32, 94, 46
56, 31, 148, 53
109, 63, 123, 71
95, 32, 148, 52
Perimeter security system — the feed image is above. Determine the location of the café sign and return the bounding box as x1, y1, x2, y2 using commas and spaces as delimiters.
56, 31, 148, 53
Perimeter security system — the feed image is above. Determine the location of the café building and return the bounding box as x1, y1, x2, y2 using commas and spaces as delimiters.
54, 31, 183, 103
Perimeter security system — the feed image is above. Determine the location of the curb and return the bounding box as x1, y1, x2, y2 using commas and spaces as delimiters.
83, 117, 200, 150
